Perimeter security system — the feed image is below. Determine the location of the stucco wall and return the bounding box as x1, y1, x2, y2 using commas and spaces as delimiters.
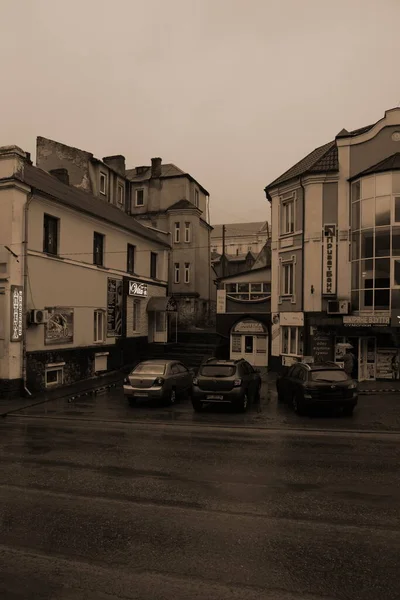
350, 125, 400, 178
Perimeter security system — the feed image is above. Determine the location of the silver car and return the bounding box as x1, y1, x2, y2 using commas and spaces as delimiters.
123, 359, 193, 406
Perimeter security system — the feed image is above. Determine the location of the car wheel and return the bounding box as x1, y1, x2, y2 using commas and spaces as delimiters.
192, 398, 204, 412
342, 405, 355, 417
236, 393, 249, 413
292, 393, 305, 416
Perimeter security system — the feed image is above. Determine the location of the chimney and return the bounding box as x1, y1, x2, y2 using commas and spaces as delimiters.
151, 157, 162, 178
102, 155, 126, 176
50, 168, 69, 185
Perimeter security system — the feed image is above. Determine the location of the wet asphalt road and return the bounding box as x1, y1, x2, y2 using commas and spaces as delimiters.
0, 390, 400, 599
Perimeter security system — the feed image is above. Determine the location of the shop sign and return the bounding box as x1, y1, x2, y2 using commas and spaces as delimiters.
322, 224, 337, 295
10, 285, 23, 342
216, 289, 226, 314
280, 312, 304, 327
311, 330, 333, 362
343, 315, 389, 326
107, 278, 123, 336
376, 349, 397, 380
45, 308, 74, 345
129, 281, 148, 297
233, 320, 266, 334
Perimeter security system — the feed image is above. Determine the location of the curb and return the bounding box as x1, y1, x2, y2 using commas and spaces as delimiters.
67, 381, 121, 402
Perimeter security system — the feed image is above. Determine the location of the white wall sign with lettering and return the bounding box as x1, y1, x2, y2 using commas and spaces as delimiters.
232, 320, 266, 334
128, 281, 148, 297
279, 312, 304, 326
10, 285, 23, 342
322, 224, 337, 295
343, 315, 389, 326
216, 289, 226, 314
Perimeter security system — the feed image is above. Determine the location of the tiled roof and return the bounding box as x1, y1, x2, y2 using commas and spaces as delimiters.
266, 140, 338, 189
167, 199, 198, 211
350, 152, 400, 180
126, 164, 186, 181
22, 165, 170, 248
211, 221, 269, 238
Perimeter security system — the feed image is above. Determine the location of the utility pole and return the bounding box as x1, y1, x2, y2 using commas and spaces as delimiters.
222, 224, 226, 277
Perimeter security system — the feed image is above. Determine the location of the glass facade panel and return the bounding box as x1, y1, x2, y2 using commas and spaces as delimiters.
391, 289, 400, 308
360, 229, 374, 258
351, 202, 360, 230
361, 197, 375, 228
361, 176, 374, 199
351, 260, 359, 289
393, 173, 400, 194
361, 259, 373, 289
375, 173, 392, 196
360, 289, 373, 309
374, 289, 390, 309
351, 232, 360, 260
374, 258, 390, 288
393, 227, 400, 255
394, 259, 400, 286
395, 197, 400, 223
351, 180, 361, 202
351, 290, 359, 311
375, 227, 390, 257
375, 196, 390, 226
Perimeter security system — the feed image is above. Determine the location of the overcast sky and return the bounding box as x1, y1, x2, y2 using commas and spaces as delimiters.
1, 0, 400, 224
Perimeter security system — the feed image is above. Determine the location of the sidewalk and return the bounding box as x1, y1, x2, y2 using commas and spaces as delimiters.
0, 369, 126, 416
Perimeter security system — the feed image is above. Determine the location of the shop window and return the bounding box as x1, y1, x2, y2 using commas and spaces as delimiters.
375, 227, 390, 257
374, 289, 390, 309
361, 197, 375, 229
281, 326, 303, 356
231, 334, 241, 353
375, 196, 391, 226
45, 366, 63, 387
374, 258, 390, 288
360, 230, 374, 258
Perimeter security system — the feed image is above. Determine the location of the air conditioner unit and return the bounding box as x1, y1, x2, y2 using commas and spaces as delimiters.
327, 300, 349, 315
30, 309, 49, 324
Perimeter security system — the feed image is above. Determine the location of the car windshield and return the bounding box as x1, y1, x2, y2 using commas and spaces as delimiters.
311, 370, 349, 382
199, 365, 236, 377
132, 364, 166, 375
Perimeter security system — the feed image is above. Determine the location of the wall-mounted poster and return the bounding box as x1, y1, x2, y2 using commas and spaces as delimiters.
107, 278, 123, 336
45, 307, 74, 345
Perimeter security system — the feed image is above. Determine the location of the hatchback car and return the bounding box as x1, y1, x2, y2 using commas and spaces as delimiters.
123, 360, 193, 406
276, 362, 358, 415
191, 358, 262, 412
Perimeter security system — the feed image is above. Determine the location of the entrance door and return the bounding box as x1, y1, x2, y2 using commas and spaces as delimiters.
358, 338, 369, 382
243, 335, 255, 363
154, 311, 167, 343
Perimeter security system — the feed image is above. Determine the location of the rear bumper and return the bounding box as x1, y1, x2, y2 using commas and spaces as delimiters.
302, 393, 358, 407
192, 386, 243, 403
123, 385, 164, 399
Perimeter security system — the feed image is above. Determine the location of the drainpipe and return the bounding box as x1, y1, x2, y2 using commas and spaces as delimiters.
22, 192, 34, 396
299, 176, 307, 356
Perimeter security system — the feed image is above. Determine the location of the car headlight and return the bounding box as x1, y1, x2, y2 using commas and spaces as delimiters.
192, 377, 198, 385
348, 383, 357, 390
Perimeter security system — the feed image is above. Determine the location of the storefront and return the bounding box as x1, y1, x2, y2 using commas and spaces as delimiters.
146, 296, 177, 343
230, 319, 269, 367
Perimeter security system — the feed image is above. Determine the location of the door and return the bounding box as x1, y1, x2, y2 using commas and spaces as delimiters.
154, 311, 167, 343
358, 338, 368, 382
243, 335, 255, 364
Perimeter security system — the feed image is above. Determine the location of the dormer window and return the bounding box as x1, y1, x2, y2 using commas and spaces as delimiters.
117, 183, 125, 205
135, 189, 144, 207
100, 172, 107, 195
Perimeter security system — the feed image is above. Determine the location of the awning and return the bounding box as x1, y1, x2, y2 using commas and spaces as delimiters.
146, 296, 177, 313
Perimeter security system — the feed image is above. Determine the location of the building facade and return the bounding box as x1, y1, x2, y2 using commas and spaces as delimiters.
266, 107, 400, 380
0, 145, 172, 397
126, 159, 215, 328
215, 265, 271, 368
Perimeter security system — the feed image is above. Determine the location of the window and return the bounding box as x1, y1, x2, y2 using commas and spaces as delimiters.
127, 244, 135, 274
195, 189, 199, 207
93, 232, 105, 266
281, 262, 294, 296
281, 326, 303, 356
184, 263, 190, 284
174, 262, 180, 284
117, 183, 125, 205
133, 363, 165, 375
281, 200, 294, 235
100, 172, 107, 195
174, 222, 181, 243
132, 300, 139, 331
150, 252, 157, 279
135, 189, 144, 207
45, 366, 63, 387
224, 282, 270, 300
94, 310, 105, 342
43, 214, 59, 255
184, 222, 191, 243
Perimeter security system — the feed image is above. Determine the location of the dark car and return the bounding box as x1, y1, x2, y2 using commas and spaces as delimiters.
191, 358, 262, 412
123, 360, 193, 406
276, 362, 358, 416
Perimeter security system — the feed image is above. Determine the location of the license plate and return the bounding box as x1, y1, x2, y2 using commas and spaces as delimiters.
134, 392, 148, 397
207, 394, 223, 400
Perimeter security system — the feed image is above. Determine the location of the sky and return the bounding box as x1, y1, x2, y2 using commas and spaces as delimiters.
1, 0, 400, 225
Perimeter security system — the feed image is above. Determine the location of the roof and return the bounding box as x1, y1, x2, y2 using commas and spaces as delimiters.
126, 162, 210, 196
216, 264, 271, 281
167, 199, 198, 211
336, 124, 375, 138
350, 152, 400, 181
266, 140, 338, 190
211, 221, 269, 238
22, 164, 171, 248
146, 296, 177, 312
212, 251, 257, 263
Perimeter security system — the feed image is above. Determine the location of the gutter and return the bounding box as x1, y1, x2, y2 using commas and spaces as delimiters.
22, 192, 34, 397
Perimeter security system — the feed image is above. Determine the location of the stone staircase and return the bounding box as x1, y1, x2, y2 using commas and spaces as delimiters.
146, 332, 219, 371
